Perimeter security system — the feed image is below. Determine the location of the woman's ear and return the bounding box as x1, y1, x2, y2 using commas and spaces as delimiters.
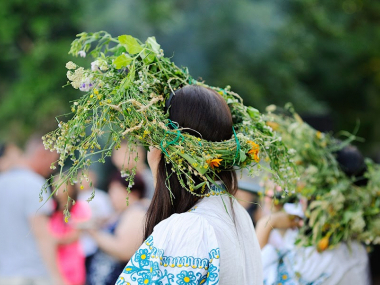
147, 147, 162, 186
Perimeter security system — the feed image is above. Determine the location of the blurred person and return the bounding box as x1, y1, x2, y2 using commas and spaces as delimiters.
49, 177, 91, 285
85, 171, 147, 285
0, 135, 65, 285
235, 169, 264, 225
76, 170, 114, 269
0, 142, 22, 172
112, 141, 154, 199
256, 146, 370, 285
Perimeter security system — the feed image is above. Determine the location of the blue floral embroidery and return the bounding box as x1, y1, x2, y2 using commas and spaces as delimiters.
205, 264, 218, 282
138, 272, 152, 285
176, 270, 197, 285
116, 236, 220, 285
135, 249, 150, 267
263, 250, 330, 285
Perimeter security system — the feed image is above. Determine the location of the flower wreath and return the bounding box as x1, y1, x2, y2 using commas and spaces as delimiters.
265, 104, 380, 250
42, 31, 298, 215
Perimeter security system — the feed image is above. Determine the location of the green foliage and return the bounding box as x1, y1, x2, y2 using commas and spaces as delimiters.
266, 104, 380, 249
1, 0, 379, 156
44, 32, 298, 212
0, 0, 86, 145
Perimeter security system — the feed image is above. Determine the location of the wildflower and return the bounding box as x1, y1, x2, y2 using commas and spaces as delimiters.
91, 61, 99, 71
90, 94, 93, 98
78, 50, 86, 57
91, 59, 108, 71
64, 217, 69, 223
65, 61, 77, 70
316, 131, 323, 139
247, 141, 260, 163
206, 158, 222, 169
266, 121, 279, 131
94, 89, 99, 95
79, 78, 94, 92
318, 236, 330, 252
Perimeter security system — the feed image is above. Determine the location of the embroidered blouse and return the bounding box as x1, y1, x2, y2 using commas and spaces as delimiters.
262, 229, 370, 285
116, 195, 263, 285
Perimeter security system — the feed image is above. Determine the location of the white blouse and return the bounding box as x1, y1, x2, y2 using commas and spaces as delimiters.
116, 194, 263, 285
262, 230, 370, 285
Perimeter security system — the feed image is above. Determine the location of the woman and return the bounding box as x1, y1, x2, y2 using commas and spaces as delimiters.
116, 85, 263, 284
256, 145, 370, 285
50, 177, 91, 285
86, 171, 147, 285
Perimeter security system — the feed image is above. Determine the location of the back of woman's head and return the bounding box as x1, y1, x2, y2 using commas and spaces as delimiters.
145, 85, 237, 239
168, 85, 233, 141
336, 145, 368, 186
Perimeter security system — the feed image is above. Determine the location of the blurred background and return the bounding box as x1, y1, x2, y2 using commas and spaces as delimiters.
1, 1, 380, 284
1, 0, 380, 158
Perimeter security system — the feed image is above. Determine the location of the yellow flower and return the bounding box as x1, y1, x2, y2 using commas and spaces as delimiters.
94, 88, 99, 95
247, 141, 260, 162
64, 217, 69, 223
318, 235, 330, 252
80, 185, 84, 190
90, 94, 93, 98
206, 158, 222, 169
316, 131, 322, 139
266, 121, 279, 131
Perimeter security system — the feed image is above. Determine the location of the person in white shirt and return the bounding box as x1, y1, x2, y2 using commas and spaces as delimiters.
115, 85, 263, 285
0, 135, 65, 285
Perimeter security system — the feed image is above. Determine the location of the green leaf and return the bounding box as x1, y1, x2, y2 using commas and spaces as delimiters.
113, 54, 132, 69
146, 36, 160, 54
247, 106, 260, 119
141, 50, 156, 64
239, 150, 247, 163
118, 35, 143, 55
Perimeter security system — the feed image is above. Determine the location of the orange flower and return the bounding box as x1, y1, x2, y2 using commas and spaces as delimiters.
247, 141, 260, 163
206, 158, 223, 169
318, 236, 329, 252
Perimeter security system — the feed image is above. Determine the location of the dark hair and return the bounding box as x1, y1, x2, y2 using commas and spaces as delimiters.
335, 145, 368, 186
144, 85, 238, 240
109, 171, 146, 199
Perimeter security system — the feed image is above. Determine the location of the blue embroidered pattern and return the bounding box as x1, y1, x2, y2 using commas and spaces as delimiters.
116, 236, 220, 285
263, 250, 329, 285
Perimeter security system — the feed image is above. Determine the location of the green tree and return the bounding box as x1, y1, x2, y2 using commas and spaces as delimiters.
0, 0, 87, 145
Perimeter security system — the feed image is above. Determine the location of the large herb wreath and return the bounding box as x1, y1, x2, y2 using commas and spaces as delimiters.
42, 32, 298, 218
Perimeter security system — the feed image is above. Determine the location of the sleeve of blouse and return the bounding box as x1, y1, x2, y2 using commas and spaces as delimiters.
115, 213, 220, 285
